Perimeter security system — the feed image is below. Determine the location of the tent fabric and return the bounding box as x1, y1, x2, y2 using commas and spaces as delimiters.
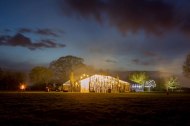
80, 74, 130, 93
63, 74, 131, 93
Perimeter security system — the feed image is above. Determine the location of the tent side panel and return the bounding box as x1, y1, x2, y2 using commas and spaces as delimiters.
80, 78, 90, 93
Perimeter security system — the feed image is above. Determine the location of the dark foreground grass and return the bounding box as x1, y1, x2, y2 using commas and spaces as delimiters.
0, 92, 190, 126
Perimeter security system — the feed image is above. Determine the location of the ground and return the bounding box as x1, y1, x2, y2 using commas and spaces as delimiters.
0, 92, 190, 126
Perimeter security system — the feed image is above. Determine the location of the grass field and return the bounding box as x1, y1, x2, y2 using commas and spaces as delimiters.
0, 92, 190, 126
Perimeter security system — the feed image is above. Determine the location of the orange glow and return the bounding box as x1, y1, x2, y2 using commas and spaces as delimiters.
20, 84, 26, 90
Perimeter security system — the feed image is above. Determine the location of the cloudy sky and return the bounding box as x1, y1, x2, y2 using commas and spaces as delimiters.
0, 0, 190, 74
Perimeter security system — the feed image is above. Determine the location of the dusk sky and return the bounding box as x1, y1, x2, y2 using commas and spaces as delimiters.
1, 0, 190, 74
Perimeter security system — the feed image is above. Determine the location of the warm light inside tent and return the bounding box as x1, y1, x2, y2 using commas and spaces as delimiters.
80, 73, 89, 80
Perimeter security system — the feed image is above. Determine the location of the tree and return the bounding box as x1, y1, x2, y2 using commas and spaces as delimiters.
183, 53, 190, 78
166, 76, 181, 92
49, 55, 85, 83
29, 66, 53, 89
0, 69, 26, 90
128, 72, 149, 85
154, 78, 166, 91
144, 80, 156, 92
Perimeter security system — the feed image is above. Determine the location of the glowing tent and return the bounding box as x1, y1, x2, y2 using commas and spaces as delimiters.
63, 74, 130, 93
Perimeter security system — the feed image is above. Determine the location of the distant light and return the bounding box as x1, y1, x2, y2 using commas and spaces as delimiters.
20, 84, 26, 90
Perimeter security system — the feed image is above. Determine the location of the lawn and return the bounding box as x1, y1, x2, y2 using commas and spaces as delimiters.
0, 92, 190, 126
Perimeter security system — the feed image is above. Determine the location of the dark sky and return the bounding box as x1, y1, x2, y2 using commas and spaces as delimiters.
0, 0, 190, 74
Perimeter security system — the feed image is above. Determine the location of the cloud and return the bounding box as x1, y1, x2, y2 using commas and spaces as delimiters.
60, 0, 190, 59
132, 59, 140, 64
132, 59, 150, 66
61, 0, 190, 35
105, 59, 117, 63
18, 28, 33, 33
131, 55, 165, 66
0, 59, 33, 71
143, 51, 157, 57
0, 33, 66, 50
4, 29, 11, 32
35, 29, 59, 37
180, 16, 190, 36
18, 28, 62, 37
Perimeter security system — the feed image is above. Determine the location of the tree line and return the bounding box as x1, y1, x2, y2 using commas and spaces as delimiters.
0, 69, 26, 90
0, 54, 190, 91
29, 55, 95, 90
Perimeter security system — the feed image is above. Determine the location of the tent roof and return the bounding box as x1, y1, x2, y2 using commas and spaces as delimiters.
63, 74, 131, 85
63, 80, 70, 85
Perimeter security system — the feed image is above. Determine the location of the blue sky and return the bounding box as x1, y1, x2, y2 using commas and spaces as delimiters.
0, 0, 190, 74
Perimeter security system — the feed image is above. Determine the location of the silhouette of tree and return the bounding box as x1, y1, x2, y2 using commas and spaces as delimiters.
49, 55, 85, 83
0, 68, 26, 90
183, 53, 190, 78
29, 66, 53, 89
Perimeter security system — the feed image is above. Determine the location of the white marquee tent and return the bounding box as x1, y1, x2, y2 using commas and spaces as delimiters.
63, 74, 131, 93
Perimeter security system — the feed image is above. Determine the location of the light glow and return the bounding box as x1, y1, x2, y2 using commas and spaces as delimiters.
20, 84, 26, 90
79, 74, 130, 93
